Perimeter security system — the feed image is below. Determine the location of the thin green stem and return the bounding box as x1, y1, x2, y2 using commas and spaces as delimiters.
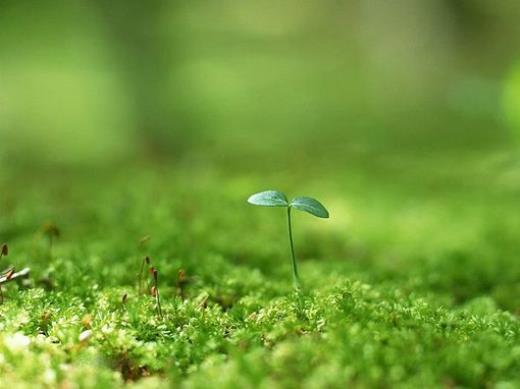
287, 207, 301, 289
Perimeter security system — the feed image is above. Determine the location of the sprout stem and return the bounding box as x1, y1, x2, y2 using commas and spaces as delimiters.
287, 207, 301, 289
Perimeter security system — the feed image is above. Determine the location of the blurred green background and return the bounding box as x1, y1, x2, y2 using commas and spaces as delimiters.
2, 0, 520, 167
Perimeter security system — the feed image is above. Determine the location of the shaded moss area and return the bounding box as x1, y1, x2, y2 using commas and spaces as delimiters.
1, 154, 519, 387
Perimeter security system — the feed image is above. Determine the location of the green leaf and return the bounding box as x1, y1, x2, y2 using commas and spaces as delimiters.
290, 196, 329, 218
247, 190, 289, 207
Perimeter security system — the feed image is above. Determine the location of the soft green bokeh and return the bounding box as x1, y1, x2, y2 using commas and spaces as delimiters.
1, 1, 519, 164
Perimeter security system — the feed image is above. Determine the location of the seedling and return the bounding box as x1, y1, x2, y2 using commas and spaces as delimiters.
247, 190, 329, 288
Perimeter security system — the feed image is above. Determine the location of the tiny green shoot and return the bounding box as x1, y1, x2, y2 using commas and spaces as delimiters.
247, 190, 329, 288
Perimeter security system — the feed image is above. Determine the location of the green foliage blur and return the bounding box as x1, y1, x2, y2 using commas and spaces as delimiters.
1, 1, 520, 167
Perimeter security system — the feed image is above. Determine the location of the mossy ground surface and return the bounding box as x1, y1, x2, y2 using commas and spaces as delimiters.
0, 151, 519, 388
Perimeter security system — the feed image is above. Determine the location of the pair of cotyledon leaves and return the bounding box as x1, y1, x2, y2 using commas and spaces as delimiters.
247, 190, 329, 218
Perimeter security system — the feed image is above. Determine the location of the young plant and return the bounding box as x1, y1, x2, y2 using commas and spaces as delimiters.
247, 190, 329, 288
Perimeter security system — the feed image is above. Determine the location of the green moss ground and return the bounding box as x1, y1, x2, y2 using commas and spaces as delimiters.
0, 151, 519, 388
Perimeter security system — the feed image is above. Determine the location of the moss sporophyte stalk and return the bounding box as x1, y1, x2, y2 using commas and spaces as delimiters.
247, 190, 329, 289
